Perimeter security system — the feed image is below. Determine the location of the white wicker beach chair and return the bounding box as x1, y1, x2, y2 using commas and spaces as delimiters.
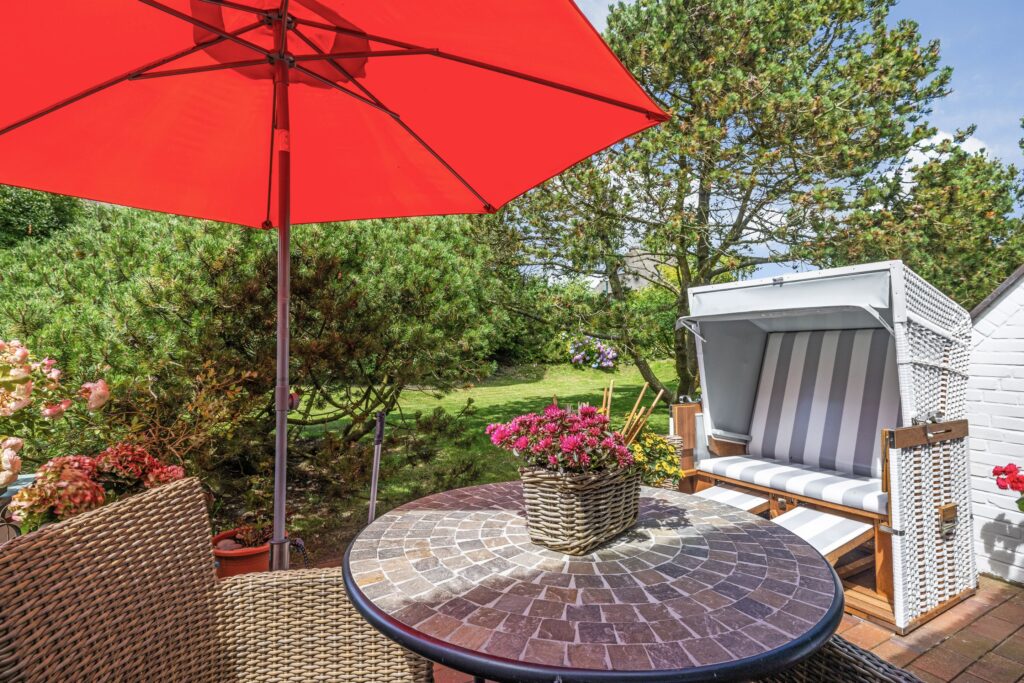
678, 261, 975, 633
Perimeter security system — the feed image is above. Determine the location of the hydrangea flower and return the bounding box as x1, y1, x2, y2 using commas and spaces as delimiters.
10, 443, 185, 531
567, 336, 619, 370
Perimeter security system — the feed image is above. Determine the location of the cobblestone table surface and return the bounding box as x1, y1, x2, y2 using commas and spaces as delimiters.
344, 482, 843, 682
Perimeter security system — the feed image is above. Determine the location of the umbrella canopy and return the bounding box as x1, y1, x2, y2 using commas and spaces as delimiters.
0, 0, 666, 568
1, 1, 665, 226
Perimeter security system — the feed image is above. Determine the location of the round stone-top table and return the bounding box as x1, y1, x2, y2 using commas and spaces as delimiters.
343, 482, 843, 683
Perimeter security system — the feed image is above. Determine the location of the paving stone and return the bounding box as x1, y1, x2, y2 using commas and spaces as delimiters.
950, 673, 991, 683
991, 632, 1024, 664
870, 638, 923, 668
907, 665, 950, 683
963, 652, 1023, 683
972, 616, 1021, 644
350, 481, 838, 675
989, 600, 1024, 626
842, 621, 892, 650
911, 646, 975, 681
942, 628, 1002, 660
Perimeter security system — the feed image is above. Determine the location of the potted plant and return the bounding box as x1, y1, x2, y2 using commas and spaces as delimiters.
212, 523, 273, 578
487, 403, 638, 555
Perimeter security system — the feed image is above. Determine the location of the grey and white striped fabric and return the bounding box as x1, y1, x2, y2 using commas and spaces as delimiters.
747, 328, 900, 479
772, 506, 873, 558
697, 455, 888, 514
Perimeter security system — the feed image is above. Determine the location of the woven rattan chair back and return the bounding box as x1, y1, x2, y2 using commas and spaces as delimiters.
0, 478, 223, 682
0, 478, 433, 683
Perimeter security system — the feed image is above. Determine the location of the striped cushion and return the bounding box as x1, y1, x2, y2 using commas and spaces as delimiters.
772, 506, 873, 558
697, 455, 888, 514
748, 329, 900, 478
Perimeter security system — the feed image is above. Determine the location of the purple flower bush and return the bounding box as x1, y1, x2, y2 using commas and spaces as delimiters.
568, 336, 618, 370
486, 403, 634, 473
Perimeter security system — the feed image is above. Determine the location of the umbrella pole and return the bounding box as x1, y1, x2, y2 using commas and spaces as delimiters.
270, 34, 292, 572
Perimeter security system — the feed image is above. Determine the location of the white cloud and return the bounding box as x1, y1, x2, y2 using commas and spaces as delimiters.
905, 130, 990, 167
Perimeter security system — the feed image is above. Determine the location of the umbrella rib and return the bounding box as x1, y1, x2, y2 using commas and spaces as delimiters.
290, 17, 668, 121
139, 0, 273, 59
387, 116, 498, 213
291, 65, 394, 116
0, 21, 264, 138
290, 31, 496, 213
291, 27, 384, 107
292, 49, 438, 61
263, 77, 279, 228
130, 59, 270, 81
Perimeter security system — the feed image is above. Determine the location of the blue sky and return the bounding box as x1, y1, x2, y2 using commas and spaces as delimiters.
578, 0, 1024, 167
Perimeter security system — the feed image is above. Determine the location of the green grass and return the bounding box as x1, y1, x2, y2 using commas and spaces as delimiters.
302, 360, 677, 562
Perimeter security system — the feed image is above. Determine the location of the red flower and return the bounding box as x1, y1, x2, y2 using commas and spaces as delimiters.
996, 476, 1010, 490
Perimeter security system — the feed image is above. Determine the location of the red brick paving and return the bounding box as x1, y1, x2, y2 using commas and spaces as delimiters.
434, 575, 1024, 682
843, 576, 1024, 683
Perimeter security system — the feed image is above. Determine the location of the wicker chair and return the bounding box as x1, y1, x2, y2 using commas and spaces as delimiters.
0, 477, 431, 682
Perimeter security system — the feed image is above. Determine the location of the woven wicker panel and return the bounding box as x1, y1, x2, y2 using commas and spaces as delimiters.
0, 478, 224, 682
902, 268, 972, 337
890, 437, 976, 628
519, 467, 640, 555
216, 568, 432, 683
888, 266, 975, 628
758, 636, 922, 683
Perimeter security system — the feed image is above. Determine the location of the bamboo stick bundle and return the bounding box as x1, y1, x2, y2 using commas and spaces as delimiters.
599, 380, 615, 414
623, 388, 664, 445
620, 382, 648, 439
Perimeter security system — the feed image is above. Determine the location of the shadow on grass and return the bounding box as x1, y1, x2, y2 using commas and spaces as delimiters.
472, 364, 549, 387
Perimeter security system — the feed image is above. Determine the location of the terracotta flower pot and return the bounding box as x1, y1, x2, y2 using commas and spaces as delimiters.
212, 528, 270, 578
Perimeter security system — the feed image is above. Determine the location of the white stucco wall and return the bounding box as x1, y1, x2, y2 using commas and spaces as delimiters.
968, 275, 1024, 583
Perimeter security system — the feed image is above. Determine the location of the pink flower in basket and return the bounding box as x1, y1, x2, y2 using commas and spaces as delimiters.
487, 403, 633, 473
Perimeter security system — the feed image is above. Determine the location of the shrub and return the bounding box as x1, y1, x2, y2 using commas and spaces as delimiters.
0, 208, 501, 526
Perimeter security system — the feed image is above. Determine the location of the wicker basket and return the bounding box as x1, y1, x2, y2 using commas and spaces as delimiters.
519, 466, 640, 555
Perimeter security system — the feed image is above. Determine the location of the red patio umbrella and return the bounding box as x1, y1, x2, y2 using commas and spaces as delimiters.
0, 0, 666, 569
